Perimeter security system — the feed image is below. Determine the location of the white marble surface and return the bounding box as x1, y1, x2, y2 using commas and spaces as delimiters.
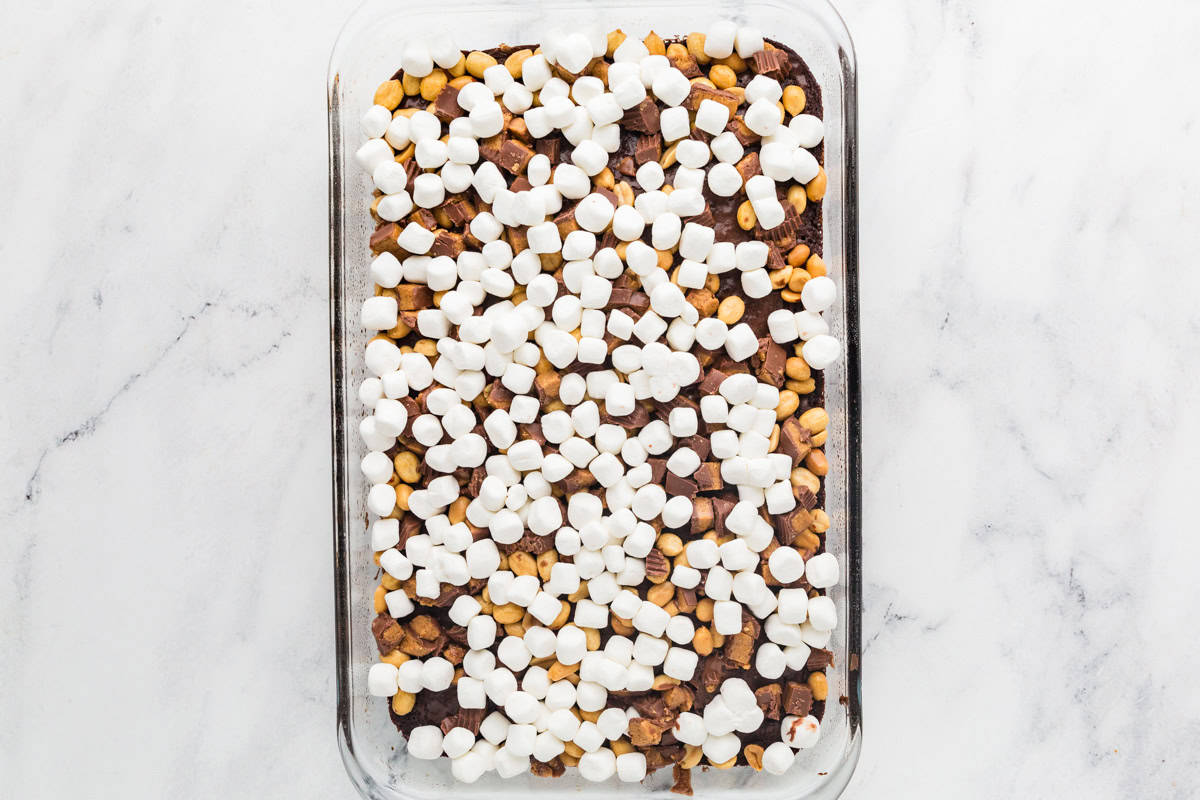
3, 0, 1200, 797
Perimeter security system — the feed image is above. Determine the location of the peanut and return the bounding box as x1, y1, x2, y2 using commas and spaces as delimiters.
799, 407, 829, 434
400, 72, 421, 96
785, 356, 811, 381
686, 33, 710, 64
656, 532, 683, 556
807, 253, 827, 277
807, 671, 829, 701
373, 585, 388, 614
811, 508, 831, 533
505, 49, 533, 78
709, 64, 737, 89
644, 31, 666, 56
807, 167, 828, 202
806, 449, 829, 476
790, 466, 821, 495
393, 451, 420, 483
394, 483, 412, 511
419, 69, 447, 101
786, 183, 808, 216
647, 582, 676, 607
782, 85, 807, 116
776, 390, 800, 420
681, 744, 704, 769
737, 199, 757, 230
606, 30, 627, 58
716, 295, 745, 324
492, 603, 524, 624
509, 551, 537, 577
693, 626, 714, 655
391, 690, 415, 715
744, 744, 765, 771
536, 550, 558, 580
373, 79, 404, 110
465, 51, 497, 78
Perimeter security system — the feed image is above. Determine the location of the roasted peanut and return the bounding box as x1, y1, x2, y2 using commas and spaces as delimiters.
419, 69, 448, 101
786, 183, 808, 216
693, 626, 714, 655
744, 744, 765, 771
686, 33, 710, 64
391, 690, 416, 715
505, 49, 533, 78
811, 509, 831, 533
400, 72, 421, 96
465, 51, 497, 78
807, 671, 829, 701
509, 551, 537, 577
656, 532, 684, 556
782, 85, 807, 116
776, 390, 800, 420
717, 295, 745, 324
380, 650, 409, 667
799, 407, 829, 434
805, 449, 829, 476
447, 496, 467, 524
492, 603, 524, 624
536, 550, 558, 580
737, 199, 757, 230
807, 167, 828, 202
806, 253, 827, 277
393, 451, 420, 483
606, 29, 627, 57
394, 483, 413, 511
644, 31, 666, 55
373, 585, 388, 614
785, 356, 811, 381
787, 243, 812, 267
791, 466, 821, 495
373, 79, 404, 110
647, 582, 676, 607
695, 598, 714, 622
709, 64, 737, 89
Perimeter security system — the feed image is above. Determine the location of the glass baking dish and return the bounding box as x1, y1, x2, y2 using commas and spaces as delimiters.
328, 1, 861, 797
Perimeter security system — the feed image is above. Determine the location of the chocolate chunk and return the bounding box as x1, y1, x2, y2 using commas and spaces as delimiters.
534, 136, 561, 162
534, 371, 560, 403
371, 613, 405, 653
497, 138, 535, 175
692, 205, 716, 229
392, 283, 433, 310
429, 229, 465, 258
680, 434, 710, 462
685, 83, 739, 115
694, 462, 723, 492
783, 682, 814, 716
778, 418, 813, 465
622, 98, 661, 134
751, 47, 789, 79
757, 339, 787, 386
478, 135, 506, 167
608, 288, 650, 312
735, 152, 762, 183
712, 497, 735, 536
686, 289, 719, 317
774, 507, 813, 546
724, 632, 754, 666
755, 683, 783, 720
554, 203, 580, 237
794, 485, 818, 511
699, 369, 728, 394
806, 648, 834, 670
485, 380, 514, 410
634, 133, 663, 165
510, 175, 533, 193
432, 85, 464, 122
616, 156, 636, 177
675, 587, 698, 614
530, 758, 565, 778
499, 530, 556, 554
647, 458, 667, 484
665, 472, 698, 498
691, 496, 714, 534
369, 222, 403, 255
442, 197, 474, 228
411, 208, 437, 230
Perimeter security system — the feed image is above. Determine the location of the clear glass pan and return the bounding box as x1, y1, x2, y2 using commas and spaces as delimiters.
328, 2, 860, 797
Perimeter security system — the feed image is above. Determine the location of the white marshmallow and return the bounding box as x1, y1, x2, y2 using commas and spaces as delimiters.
781, 715, 821, 749
703, 20, 737, 58
803, 334, 841, 370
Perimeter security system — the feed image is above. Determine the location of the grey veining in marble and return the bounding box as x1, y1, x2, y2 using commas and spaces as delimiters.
3, 1, 1200, 797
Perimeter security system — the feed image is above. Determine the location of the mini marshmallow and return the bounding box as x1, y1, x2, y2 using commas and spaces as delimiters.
652, 67, 692, 106
806, 595, 837, 631
355, 138, 394, 173
769, 546, 806, 583
576, 193, 615, 232
792, 147, 821, 183
803, 334, 841, 370
713, 600, 744, 635
725, 323, 759, 360
663, 647, 698, 680
578, 749, 617, 782
659, 106, 691, 141
801, 275, 838, 312
805, 552, 840, 589
408, 726, 444, 760
781, 715, 821, 749
367, 662, 399, 697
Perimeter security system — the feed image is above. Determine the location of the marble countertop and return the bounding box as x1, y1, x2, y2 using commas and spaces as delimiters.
4, 1, 1199, 797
